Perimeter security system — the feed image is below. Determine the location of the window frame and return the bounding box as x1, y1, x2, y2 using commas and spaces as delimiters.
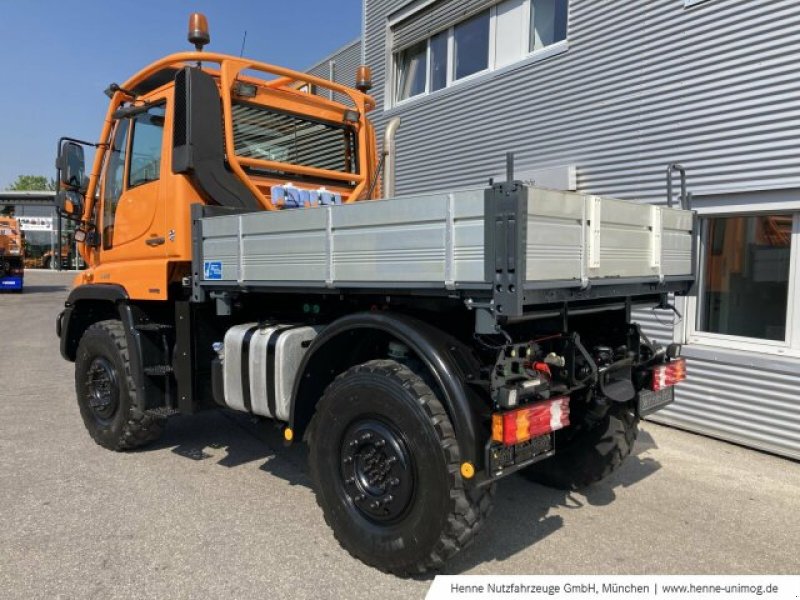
391, 0, 569, 107
685, 211, 800, 357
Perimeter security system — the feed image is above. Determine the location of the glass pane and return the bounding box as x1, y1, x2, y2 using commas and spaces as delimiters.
530, 0, 569, 52
700, 215, 792, 341
102, 118, 130, 249
232, 103, 357, 175
495, 0, 526, 68
396, 41, 427, 100
430, 30, 448, 92
454, 10, 490, 80
129, 106, 165, 188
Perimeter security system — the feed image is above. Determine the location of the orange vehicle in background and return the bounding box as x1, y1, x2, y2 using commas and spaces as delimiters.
0, 216, 24, 292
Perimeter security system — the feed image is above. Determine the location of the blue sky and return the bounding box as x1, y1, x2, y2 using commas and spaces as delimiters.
0, 0, 361, 190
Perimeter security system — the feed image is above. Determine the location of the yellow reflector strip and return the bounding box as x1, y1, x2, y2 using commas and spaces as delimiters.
283, 427, 294, 442
492, 414, 503, 443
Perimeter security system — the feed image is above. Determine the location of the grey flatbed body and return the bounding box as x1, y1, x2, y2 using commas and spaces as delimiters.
193, 183, 695, 307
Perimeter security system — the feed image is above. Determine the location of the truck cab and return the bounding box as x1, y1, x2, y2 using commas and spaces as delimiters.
57, 38, 379, 300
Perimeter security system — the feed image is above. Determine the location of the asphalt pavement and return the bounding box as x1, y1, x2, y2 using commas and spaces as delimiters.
1, 270, 798, 599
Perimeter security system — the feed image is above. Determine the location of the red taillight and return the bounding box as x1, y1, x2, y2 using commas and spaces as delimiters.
651, 357, 686, 391
492, 396, 570, 446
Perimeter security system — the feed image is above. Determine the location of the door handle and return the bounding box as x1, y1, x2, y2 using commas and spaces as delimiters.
146, 236, 165, 247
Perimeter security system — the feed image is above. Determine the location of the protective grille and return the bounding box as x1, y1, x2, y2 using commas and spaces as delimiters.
231, 103, 356, 175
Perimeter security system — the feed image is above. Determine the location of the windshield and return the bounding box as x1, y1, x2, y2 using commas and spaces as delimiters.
231, 102, 357, 180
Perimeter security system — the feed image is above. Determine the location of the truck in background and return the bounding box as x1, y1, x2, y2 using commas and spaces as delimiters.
0, 217, 24, 292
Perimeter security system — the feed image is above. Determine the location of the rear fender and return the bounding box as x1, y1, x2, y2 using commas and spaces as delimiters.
290, 312, 486, 471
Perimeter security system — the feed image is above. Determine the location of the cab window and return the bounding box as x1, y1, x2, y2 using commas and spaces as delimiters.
102, 119, 130, 249
129, 105, 166, 187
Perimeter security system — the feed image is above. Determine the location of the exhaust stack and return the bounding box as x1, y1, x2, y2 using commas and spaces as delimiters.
383, 117, 401, 198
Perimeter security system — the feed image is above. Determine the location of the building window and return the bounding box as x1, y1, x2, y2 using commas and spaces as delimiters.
429, 30, 448, 91
396, 40, 428, 101
699, 214, 793, 342
393, 0, 570, 105
453, 10, 490, 80
530, 0, 568, 51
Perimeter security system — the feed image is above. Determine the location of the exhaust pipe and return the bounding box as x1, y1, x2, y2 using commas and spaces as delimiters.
383, 117, 401, 198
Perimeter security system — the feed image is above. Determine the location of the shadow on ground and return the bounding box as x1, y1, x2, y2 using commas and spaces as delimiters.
146, 409, 662, 574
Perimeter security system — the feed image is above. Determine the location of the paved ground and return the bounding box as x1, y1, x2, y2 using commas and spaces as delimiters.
1, 270, 799, 599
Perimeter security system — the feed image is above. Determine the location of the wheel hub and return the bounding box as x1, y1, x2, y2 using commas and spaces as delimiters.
341, 419, 414, 523
86, 357, 119, 424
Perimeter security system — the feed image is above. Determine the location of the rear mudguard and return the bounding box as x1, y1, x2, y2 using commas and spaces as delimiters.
290, 312, 486, 471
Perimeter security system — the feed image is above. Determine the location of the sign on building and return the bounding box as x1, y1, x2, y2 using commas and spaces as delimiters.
17, 217, 53, 232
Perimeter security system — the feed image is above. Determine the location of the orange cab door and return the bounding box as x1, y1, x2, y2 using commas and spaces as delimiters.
97, 101, 169, 298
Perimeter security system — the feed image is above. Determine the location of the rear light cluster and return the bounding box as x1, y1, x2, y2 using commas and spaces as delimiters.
492, 396, 570, 447
651, 357, 686, 391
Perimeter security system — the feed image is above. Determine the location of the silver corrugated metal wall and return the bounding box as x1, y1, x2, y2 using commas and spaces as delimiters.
306, 39, 362, 106
365, 0, 800, 200
316, 0, 800, 459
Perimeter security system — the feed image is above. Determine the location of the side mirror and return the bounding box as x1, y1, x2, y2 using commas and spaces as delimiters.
56, 190, 84, 218
56, 142, 86, 190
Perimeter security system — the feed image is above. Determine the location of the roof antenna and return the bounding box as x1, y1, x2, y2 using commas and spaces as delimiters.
239, 30, 248, 57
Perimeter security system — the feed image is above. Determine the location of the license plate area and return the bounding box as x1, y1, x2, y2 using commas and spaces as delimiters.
638, 386, 674, 416
487, 433, 554, 478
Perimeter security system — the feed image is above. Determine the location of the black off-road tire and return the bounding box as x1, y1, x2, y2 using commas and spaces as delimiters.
75, 319, 165, 451
520, 403, 639, 490
308, 359, 495, 576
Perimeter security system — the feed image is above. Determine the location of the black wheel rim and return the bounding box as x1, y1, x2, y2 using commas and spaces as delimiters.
85, 356, 119, 425
340, 418, 415, 524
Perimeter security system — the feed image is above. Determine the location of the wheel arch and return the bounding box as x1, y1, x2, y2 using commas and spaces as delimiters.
60, 284, 130, 361
290, 312, 486, 468
59, 284, 151, 413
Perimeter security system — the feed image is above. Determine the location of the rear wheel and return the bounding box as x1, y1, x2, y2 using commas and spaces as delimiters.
75, 320, 165, 451
308, 359, 494, 576
520, 402, 638, 490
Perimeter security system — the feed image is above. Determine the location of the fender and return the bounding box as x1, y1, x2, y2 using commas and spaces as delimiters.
290, 312, 485, 469
58, 283, 149, 412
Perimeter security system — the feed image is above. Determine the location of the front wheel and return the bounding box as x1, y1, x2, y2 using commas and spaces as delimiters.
308, 359, 494, 576
520, 402, 639, 490
75, 320, 165, 451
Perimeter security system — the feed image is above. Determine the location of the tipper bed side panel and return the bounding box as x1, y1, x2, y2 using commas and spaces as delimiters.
525, 188, 585, 283
197, 185, 694, 292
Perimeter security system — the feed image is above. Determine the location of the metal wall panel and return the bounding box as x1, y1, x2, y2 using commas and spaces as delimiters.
653, 355, 800, 461
365, 0, 800, 200
305, 39, 362, 106
392, 0, 494, 49
360, 0, 800, 458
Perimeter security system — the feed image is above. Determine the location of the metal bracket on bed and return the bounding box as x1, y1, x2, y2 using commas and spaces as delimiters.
484, 180, 528, 322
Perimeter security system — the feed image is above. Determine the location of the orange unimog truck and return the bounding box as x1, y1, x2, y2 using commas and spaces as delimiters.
0, 216, 24, 292
56, 14, 695, 575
